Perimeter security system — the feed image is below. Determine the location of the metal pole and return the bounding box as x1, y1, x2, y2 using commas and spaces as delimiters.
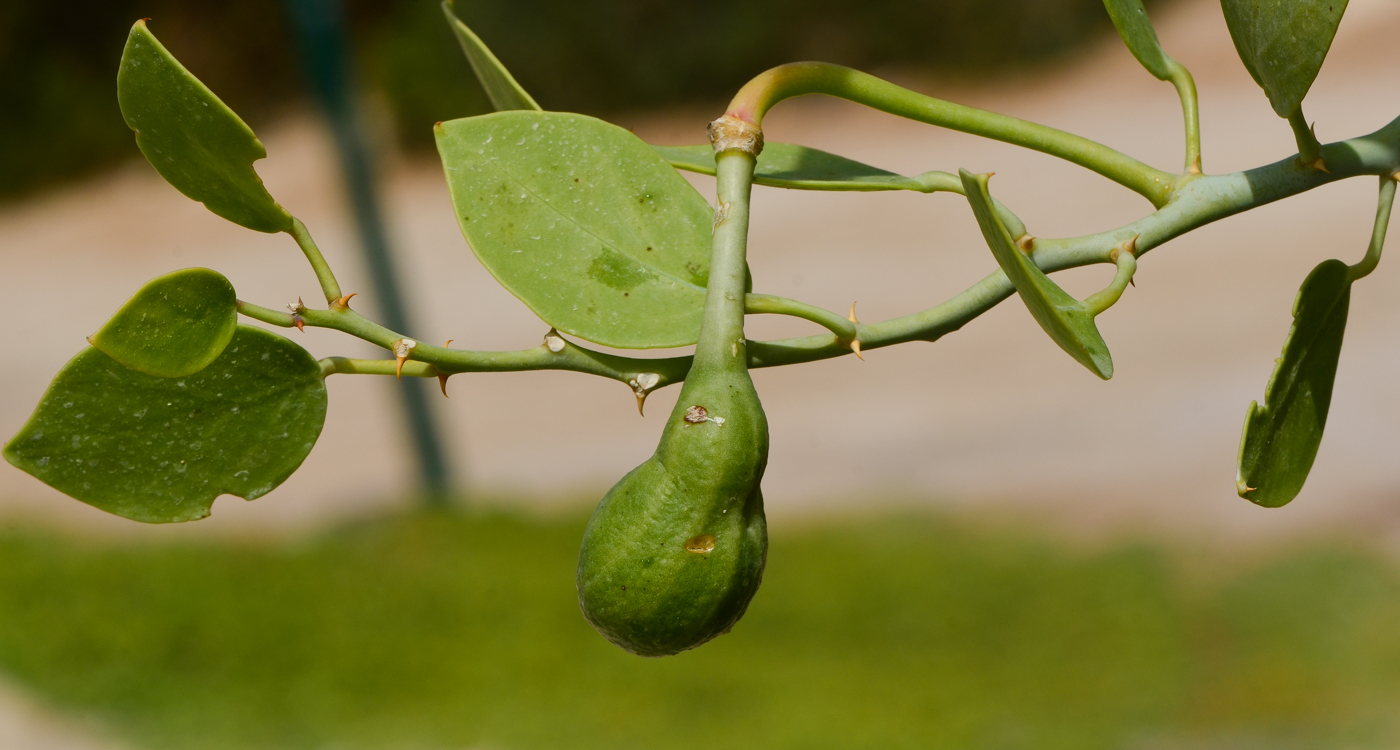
284, 0, 454, 502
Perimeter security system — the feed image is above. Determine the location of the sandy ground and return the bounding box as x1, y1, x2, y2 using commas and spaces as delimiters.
3, 0, 1400, 746
3, 1, 1400, 543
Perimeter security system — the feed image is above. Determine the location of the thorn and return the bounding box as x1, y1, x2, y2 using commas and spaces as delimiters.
1129, 278, 1135, 288
1312, 157, 1329, 173
1124, 234, 1139, 257
332, 292, 358, 309
287, 297, 306, 314
444, 339, 454, 348
847, 302, 860, 325
1187, 155, 1202, 175
1392, 170, 1400, 183
293, 316, 305, 332
629, 373, 660, 417
1243, 486, 1256, 493
392, 338, 417, 380
1017, 235, 1036, 253
850, 338, 863, 360
86, 335, 96, 346
438, 373, 451, 398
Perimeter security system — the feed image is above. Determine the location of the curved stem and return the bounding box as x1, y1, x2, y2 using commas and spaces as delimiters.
1348, 175, 1397, 282
288, 218, 342, 303
745, 294, 856, 342
1289, 107, 1325, 170
725, 62, 1176, 206
1083, 247, 1139, 315
1166, 62, 1202, 173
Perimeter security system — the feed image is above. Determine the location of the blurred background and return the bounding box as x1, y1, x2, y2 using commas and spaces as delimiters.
5, 0, 1400, 748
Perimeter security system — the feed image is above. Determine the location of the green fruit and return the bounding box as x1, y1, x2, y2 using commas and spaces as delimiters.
576, 361, 769, 656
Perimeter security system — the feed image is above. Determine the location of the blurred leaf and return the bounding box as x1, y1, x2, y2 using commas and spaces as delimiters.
656, 143, 959, 193
1237, 259, 1350, 507
1221, 0, 1349, 117
1102, 0, 1174, 79
118, 20, 293, 233
436, 111, 714, 349
3, 326, 327, 523
960, 169, 1114, 379
441, 0, 540, 112
90, 268, 238, 378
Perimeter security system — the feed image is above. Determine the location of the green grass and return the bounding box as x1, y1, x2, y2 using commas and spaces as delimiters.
1, 508, 1399, 749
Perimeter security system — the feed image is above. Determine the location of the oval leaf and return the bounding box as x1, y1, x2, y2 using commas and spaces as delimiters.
436, 111, 715, 349
441, 1, 541, 112
1103, 0, 1174, 80
1237, 259, 1350, 507
3, 326, 327, 523
960, 169, 1114, 379
90, 268, 238, 378
118, 20, 293, 233
655, 143, 959, 193
1221, 0, 1349, 117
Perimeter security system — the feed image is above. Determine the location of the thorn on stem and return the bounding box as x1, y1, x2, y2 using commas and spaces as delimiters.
1187, 155, 1202, 175
850, 339, 863, 360
629, 373, 660, 416
293, 316, 305, 332
332, 292, 358, 310
1017, 236, 1036, 253
438, 373, 451, 398
847, 302, 860, 325
1312, 158, 1330, 173
444, 339, 454, 348
392, 338, 417, 380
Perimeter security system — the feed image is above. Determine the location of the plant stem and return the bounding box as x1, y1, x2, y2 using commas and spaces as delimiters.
286, 115, 1400, 396
1166, 62, 1202, 173
695, 149, 757, 370
235, 299, 297, 327
288, 218, 343, 303
745, 294, 856, 343
1348, 175, 1397, 282
1288, 108, 1325, 169
725, 62, 1176, 207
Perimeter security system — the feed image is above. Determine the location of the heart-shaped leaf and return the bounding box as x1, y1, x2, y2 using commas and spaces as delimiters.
1103, 0, 1175, 80
441, 1, 541, 112
960, 169, 1115, 379
89, 268, 238, 378
655, 143, 958, 193
3, 326, 327, 523
1237, 259, 1350, 507
1221, 0, 1349, 117
436, 111, 715, 349
118, 20, 293, 233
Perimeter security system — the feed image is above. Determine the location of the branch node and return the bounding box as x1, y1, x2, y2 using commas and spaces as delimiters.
707, 114, 764, 157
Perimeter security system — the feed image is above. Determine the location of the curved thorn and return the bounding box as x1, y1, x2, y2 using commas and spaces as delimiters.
438, 373, 451, 397
332, 292, 358, 309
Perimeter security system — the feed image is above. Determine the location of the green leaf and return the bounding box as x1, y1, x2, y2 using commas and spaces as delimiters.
960, 169, 1114, 379
655, 143, 959, 193
89, 268, 238, 378
1237, 259, 1350, 507
1103, 0, 1175, 80
441, 1, 541, 112
118, 20, 293, 233
3, 326, 327, 523
436, 111, 715, 349
1221, 0, 1349, 117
